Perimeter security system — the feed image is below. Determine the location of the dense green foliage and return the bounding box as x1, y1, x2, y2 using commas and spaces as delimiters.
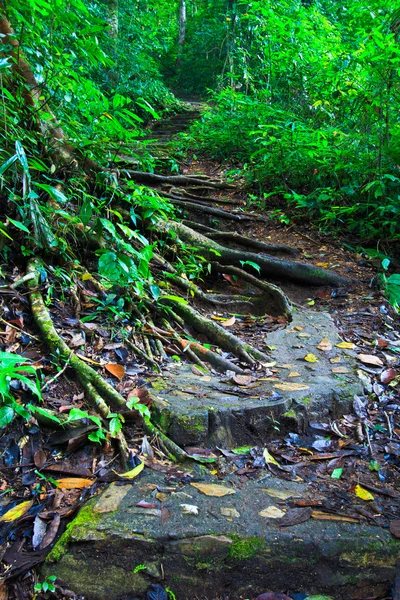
178, 1, 400, 242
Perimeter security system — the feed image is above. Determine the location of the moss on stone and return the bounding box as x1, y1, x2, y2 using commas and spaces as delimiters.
176, 413, 207, 435
46, 502, 102, 563
228, 535, 264, 560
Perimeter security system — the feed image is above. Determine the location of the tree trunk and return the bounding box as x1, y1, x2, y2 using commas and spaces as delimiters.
176, 0, 186, 68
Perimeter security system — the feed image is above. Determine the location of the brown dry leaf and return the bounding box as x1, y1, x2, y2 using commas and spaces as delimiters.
335, 341, 355, 349
0, 582, 8, 600
381, 368, 397, 384
288, 371, 300, 377
105, 363, 125, 379
332, 367, 349, 374
278, 507, 312, 527
221, 316, 236, 328
39, 513, 61, 549
222, 273, 243, 288
0, 500, 33, 522
34, 449, 47, 469
231, 374, 254, 386
330, 356, 341, 363
56, 477, 94, 490
127, 387, 153, 407
190, 483, 235, 497
273, 382, 310, 391
317, 338, 333, 352
311, 511, 359, 523
259, 506, 285, 519
358, 354, 384, 367
377, 338, 389, 348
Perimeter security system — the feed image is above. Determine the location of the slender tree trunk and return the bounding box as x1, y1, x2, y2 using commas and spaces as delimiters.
106, 0, 119, 88
176, 0, 186, 68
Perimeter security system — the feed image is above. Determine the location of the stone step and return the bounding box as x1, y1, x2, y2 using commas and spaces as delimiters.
43, 470, 399, 600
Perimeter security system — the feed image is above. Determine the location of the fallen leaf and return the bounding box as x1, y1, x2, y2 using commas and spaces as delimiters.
118, 461, 144, 480
390, 519, 400, 538
307, 300, 315, 306
34, 449, 47, 469
298, 333, 311, 338
263, 448, 280, 466
278, 507, 312, 527
311, 511, 359, 524
288, 371, 300, 377
381, 368, 397, 384
259, 506, 285, 519
354, 484, 374, 501
315, 262, 329, 268
335, 341, 355, 349
190, 482, 235, 497
136, 500, 158, 509
332, 367, 349, 374
0, 500, 33, 522
304, 353, 318, 363
180, 504, 199, 515
32, 515, 47, 549
358, 354, 384, 367
39, 513, 61, 549
222, 274, 242, 287
221, 316, 236, 327
220, 507, 240, 518
156, 492, 169, 502
105, 363, 125, 379
317, 338, 333, 352
331, 468, 343, 479
330, 356, 341, 363
294, 326, 303, 331
262, 488, 299, 500
273, 382, 310, 391
56, 477, 94, 489
231, 374, 254, 386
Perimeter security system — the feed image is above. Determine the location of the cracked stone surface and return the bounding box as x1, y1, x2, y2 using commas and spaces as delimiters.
43, 471, 399, 600
150, 309, 363, 447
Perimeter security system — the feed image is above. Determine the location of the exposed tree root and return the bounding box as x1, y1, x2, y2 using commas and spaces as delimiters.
171, 198, 252, 221
205, 231, 299, 256
160, 297, 270, 365
124, 171, 234, 189
159, 220, 349, 287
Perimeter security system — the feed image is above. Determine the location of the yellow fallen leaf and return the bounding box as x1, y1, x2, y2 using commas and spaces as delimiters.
81, 273, 92, 281
273, 382, 310, 391
304, 353, 318, 363
262, 488, 298, 500
317, 338, 333, 352
315, 262, 329, 268
307, 300, 315, 306
279, 363, 293, 369
335, 341, 355, 349
354, 484, 374, 501
330, 356, 341, 363
76, 354, 103, 365
294, 326, 303, 331
258, 506, 285, 518
220, 507, 240, 518
190, 483, 235, 497
56, 478, 95, 489
0, 500, 33, 522
263, 448, 280, 466
288, 371, 300, 377
118, 461, 144, 479
332, 366, 349, 374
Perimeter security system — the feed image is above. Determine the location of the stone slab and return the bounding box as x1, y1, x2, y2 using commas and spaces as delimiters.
44, 470, 399, 600
150, 309, 363, 447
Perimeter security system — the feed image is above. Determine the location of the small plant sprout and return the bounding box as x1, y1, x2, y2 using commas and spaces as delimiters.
34, 575, 57, 594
